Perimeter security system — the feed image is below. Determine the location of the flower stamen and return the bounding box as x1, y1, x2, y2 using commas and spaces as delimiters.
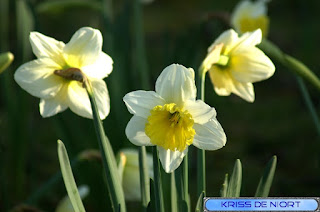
145, 103, 195, 152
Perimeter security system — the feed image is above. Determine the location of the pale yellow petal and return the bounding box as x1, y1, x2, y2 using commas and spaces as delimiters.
67, 81, 92, 119
29, 32, 66, 65
230, 47, 275, 83
208, 67, 233, 96
81, 52, 113, 79
232, 81, 255, 102
14, 58, 64, 99
63, 27, 102, 68
155, 64, 196, 107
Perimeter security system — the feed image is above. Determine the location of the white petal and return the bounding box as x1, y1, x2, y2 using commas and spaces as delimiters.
184, 100, 216, 124
39, 98, 67, 118
155, 64, 196, 107
14, 58, 64, 99
125, 116, 154, 146
210, 29, 239, 55
232, 81, 255, 102
82, 52, 113, 79
67, 81, 92, 118
231, 29, 262, 54
193, 119, 226, 150
123, 91, 165, 118
91, 79, 110, 120
63, 27, 102, 68
157, 147, 188, 173
29, 32, 66, 65
230, 47, 275, 83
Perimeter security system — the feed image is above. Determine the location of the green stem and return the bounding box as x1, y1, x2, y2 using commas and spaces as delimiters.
296, 77, 320, 137
259, 39, 320, 92
139, 146, 150, 211
183, 154, 189, 212
197, 71, 206, 196
85, 81, 126, 212
132, 0, 150, 89
152, 147, 164, 212
171, 173, 178, 212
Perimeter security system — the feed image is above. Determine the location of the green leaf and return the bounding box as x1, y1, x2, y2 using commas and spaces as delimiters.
220, 174, 228, 197
0, 52, 13, 74
152, 147, 164, 212
147, 179, 156, 212
226, 159, 242, 197
139, 146, 151, 210
195, 191, 204, 212
57, 140, 86, 212
85, 82, 126, 212
255, 155, 277, 197
16, 0, 34, 61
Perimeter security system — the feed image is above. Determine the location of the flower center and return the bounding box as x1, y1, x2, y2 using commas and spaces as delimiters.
145, 103, 195, 152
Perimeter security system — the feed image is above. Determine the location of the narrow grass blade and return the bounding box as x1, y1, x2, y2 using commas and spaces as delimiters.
57, 140, 86, 212
139, 146, 150, 210
255, 156, 277, 197
147, 179, 156, 212
152, 147, 164, 212
220, 174, 228, 197
195, 191, 204, 212
226, 159, 242, 197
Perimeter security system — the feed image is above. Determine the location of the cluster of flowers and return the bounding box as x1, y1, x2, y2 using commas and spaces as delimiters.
12, 0, 274, 207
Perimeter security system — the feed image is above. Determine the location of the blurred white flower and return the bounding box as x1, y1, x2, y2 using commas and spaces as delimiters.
202, 29, 275, 102
118, 149, 153, 201
55, 185, 89, 212
124, 64, 226, 173
14, 27, 112, 119
231, 0, 270, 37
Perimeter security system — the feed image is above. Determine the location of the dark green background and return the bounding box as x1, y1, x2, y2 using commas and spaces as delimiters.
1, 0, 320, 211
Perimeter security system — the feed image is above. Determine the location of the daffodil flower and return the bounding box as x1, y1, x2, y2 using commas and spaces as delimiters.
117, 149, 153, 201
14, 27, 112, 119
123, 64, 226, 173
203, 29, 275, 102
231, 0, 270, 37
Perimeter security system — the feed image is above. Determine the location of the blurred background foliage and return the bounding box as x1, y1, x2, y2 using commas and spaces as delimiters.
1, 0, 320, 211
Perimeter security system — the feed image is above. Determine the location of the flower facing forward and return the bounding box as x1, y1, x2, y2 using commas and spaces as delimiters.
123, 64, 226, 173
231, 0, 270, 37
14, 27, 112, 119
202, 29, 275, 102
117, 149, 153, 201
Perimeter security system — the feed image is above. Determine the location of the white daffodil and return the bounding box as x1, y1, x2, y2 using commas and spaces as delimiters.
14, 27, 112, 119
118, 149, 153, 201
231, 0, 270, 37
123, 64, 226, 173
55, 185, 89, 212
203, 29, 275, 102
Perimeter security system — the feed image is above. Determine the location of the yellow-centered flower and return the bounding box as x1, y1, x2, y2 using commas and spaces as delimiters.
202, 29, 275, 102
117, 149, 153, 201
123, 64, 226, 173
231, 0, 270, 37
14, 27, 112, 119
